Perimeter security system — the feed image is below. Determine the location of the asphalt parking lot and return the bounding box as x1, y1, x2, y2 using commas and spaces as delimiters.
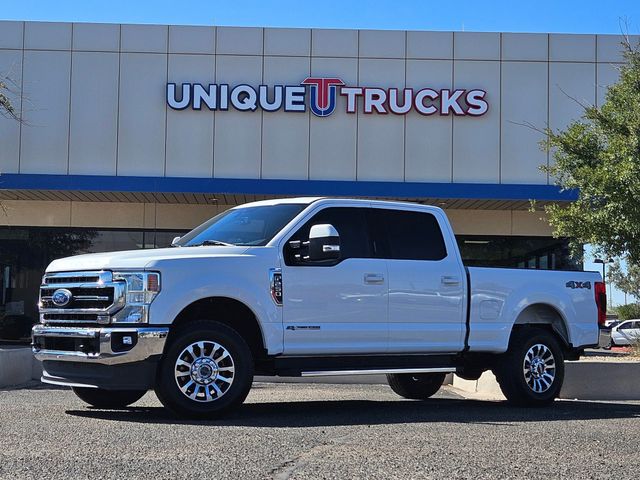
1, 382, 640, 480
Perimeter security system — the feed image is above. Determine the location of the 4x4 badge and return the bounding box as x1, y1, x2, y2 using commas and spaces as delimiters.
566, 281, 591, 290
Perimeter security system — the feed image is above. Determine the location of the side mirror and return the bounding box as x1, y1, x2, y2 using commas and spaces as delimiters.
308, 224, 340, 261
171, 236, 181, 246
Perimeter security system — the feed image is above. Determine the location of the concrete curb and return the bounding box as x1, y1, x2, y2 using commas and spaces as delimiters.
453, 361, 640, 401
559, 361, 640, 400
0, 347, 42, 388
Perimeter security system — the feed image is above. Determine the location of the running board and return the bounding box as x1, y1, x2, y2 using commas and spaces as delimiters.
300, 367, 456, 377
270, 354, 460, 377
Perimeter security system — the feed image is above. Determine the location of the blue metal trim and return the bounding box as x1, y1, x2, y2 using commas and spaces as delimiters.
0, 173, 577, 201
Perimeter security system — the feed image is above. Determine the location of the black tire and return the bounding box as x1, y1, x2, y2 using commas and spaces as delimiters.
72, 387, 147, 408
155, 320, 254, 419
493, 327, 565, 407
386, 372, 446, 400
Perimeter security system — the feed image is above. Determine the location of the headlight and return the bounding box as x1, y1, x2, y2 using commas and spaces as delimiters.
111, 271, 160, 323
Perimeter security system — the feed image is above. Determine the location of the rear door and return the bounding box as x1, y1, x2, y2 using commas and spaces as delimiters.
369, 207, 466, 353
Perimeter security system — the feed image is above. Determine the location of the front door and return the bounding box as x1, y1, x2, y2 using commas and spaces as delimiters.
281, 206, 388, 355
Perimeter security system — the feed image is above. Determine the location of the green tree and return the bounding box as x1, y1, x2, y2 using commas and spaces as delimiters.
543, 38, 640, 264
608, 259, 640, 301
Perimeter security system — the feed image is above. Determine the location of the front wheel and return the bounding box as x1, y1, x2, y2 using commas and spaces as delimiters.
493, 327, 565, 407
386, 372, 446, 399
155, 320, 254, 419
72, 387, 147, 408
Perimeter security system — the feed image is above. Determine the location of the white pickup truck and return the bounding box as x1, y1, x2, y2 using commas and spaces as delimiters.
32, 198, 609, 418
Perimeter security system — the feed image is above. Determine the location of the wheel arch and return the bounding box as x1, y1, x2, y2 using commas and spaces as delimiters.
169, 296, 268, 361
512, 303, 571, 348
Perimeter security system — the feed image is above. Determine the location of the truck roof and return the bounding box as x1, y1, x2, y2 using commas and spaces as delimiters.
235, 197, 442, 211
233, 197, 323, 208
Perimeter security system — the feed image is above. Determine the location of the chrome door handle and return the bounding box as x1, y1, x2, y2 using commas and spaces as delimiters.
441, 276, 460, 286
364, 273, 384, 285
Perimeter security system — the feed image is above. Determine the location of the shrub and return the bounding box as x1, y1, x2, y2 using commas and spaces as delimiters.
616, 303, 640, 320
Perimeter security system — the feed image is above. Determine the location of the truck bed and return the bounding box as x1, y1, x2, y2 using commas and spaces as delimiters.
467, 267, 601, 352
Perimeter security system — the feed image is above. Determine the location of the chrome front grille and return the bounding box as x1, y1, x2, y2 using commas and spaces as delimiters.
39, 271, 125, 325
40, 286, 114, 309
43, 313, 100, 322
45, 275, 100, 284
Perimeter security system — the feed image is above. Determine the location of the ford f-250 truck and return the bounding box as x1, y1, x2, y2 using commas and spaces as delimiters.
32, 198, 610, 418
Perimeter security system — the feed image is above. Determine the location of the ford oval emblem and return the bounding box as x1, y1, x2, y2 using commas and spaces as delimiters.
51, 288, 73, 307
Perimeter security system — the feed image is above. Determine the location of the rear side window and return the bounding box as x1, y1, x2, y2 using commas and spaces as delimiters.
370, 209, 447, 261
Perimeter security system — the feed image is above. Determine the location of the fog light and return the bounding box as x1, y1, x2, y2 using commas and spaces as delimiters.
123, 336, 133, 345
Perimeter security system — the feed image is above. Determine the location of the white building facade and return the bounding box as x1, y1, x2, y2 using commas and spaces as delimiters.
0, 20, 633, 341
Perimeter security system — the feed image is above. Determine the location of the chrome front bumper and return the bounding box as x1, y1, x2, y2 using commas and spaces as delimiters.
32, 325, 169, 365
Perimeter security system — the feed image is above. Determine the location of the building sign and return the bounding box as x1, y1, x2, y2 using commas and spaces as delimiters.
167, 77, 488, 117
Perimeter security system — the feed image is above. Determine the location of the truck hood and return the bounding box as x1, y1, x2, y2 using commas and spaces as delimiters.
46, 246, 251, 272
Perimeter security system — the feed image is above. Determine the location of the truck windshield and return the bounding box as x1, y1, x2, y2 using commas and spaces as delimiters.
174, 204, 307, 247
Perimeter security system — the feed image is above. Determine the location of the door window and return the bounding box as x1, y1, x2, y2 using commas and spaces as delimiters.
284, 207, 371, 266
369, 209, 447, 261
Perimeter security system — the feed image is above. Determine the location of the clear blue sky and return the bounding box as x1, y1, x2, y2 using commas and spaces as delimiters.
3, 0, 638, 307
2, 0, 640, 34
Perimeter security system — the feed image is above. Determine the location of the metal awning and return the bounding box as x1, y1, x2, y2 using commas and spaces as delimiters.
0, 174, 576, 210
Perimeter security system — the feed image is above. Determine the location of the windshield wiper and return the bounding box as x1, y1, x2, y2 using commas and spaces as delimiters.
192, 239, 235, 247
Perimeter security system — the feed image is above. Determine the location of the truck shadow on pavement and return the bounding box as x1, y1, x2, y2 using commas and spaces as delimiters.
65, 397, 640, 427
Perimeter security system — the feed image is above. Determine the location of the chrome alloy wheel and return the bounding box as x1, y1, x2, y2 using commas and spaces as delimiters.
174, 341, 235, 402
523, 343, 556, 393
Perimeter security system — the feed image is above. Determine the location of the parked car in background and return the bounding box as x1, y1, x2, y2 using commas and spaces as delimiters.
610, 320, 640, 347
604, 319, 621, 328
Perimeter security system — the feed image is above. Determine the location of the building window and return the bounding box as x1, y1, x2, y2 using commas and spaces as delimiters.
0, 227, 187, 344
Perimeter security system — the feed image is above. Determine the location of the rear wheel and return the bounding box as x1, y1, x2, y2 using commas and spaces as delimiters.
386, 372, 446, 400
155, 320, 254, 419
493, 327, 565, 407
72, 387, 146, 408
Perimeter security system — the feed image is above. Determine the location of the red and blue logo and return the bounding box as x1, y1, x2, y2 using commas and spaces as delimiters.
301, 77, 344, 117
